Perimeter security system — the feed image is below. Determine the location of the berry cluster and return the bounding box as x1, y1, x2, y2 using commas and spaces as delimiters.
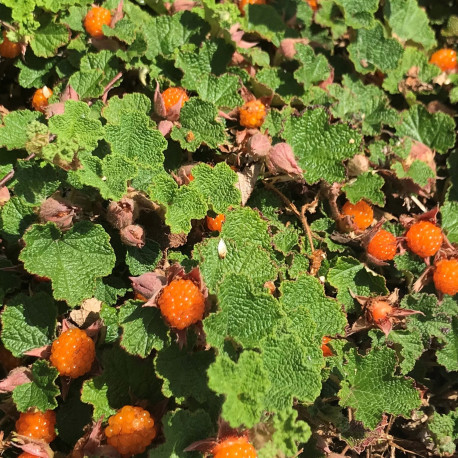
105, 405, 157, 456
16, 410, 56, 443
50, 328, 96, 378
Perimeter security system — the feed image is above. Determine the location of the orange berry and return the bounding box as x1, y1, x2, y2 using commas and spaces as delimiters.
16, 410, 56, 443
157, 278, 205, 330
188, 173, 195, 182
134, 292, 148, 302
31, 87, 53, 113
405, 221, 443, 258
206, 214, 226, 232
321, 336, 333, 357
212, 436, 257, 458
306, 0, 318, 11
50, 328, 95, 378
369, 300, 393, 323
239, 100, 267, 129
238, 0, 266, 15
367, 229, 397, 261
18, 453, 39, 458
83, 6, 112, 38
341, 200, 373, 231
0, 30, 21, 59
162, 87, 189, 113
433, 258, 458, 296
105, 405, 157, 456
429, 49, 457, 72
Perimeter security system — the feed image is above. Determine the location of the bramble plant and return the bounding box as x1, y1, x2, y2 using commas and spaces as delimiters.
0, 0, 457, 457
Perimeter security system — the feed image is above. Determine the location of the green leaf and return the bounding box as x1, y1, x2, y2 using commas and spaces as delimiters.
280, 273, 347, 338
348, 21, 404, 74
30, 21, 70, 58
327, 256, 388, 313
272, 225, 300, 255
208, 351, 270, 428
383, 47, 440, 94
256, 67, 305, 102
1, 292, 57, 357
16, 54, 55, 88
125, 239, 162, 276
105, 111, 167, 167
391, 160, 435, 187
165, 186, 207, 234
189, 162, 240, 213
334, 0, 378, 29
328, 75, 399, 135
343, 172, 385, 206
153, 409, 214, 458
81, 346, 162, 420
119, 301, 169, 358
282, 108, 361, 184
155, 343, 215, 403
0, 110, 41, 150
196, 238, 278, 294
48, 101, 104, 152
100, 304, 119, 344
244, 4, 288, 46
204, 273, 282, 350
437, 317, 458, 372
442, 201, 458, 243
339, 347, 421, 429
384, 0, 436, 50
102, 93, 152, 124
396, 105, 456, 154
0, 196, 37, 246
0, 258, 20, 303
94, 276, 128, 307
12, 360, 59, 412
19, 222, 116, 307
293, 43, 330, 90
175, 39, 234, 91
427, 411, 458, 456
258, 407, 311, 458
170, 98, 227, 152
195, 73, 244, 109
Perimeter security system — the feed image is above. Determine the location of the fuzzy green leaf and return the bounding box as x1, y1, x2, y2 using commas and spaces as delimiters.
30, 21, 70, 58
334, 0, 378, 29
0, 196, 37, 246
348, 21, 404, 74
0, 110, 41, 150
293, 43, 330, 90
339, 347, 421, 429
102, 93, 152, 124
442, 201, 458, 244
125, 240, 162, 276
119, 301, 170, 358
12, 360, 59, 412
195, 73, 244, 109
208, 351, 270, 428
343, 172, 385, 206
437, 317, 458, 372
1, 292, 57, 357
282, 108, 361, 184
19, 222, 116, 306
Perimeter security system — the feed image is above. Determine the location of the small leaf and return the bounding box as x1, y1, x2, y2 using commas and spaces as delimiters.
343, 172, 385, 206
30, 21, 70, 58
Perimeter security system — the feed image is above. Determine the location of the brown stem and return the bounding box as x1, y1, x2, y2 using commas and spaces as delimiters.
0, 153, 35, 188
102, 71, 123, 104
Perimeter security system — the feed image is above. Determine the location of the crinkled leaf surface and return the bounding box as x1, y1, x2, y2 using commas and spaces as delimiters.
343, 172, 385, 206
30, 21, 70, 58
334, 0, 378, 29
282, 108, 361, 184
12, 360, 59, 412
436, 317, 458, 372
102, 93, 152, 124
339, 347, 421, 429
19, 222, 116, 306
442, 201, 458, 243
1, 292, 57, 357
0, 110, 41, 150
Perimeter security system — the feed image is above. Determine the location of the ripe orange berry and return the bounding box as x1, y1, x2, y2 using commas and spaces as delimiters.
16, 410, 56, 443
157, 278, 205, 330
369, 300, 393, 323
238, 0, 266, 15
105, 405, 157, 456
306, 0, 318, 11
83, 6, 112, 38
321, 336, 333, 357
239, 100, 267, 129
212, 436, 257, 458
162, 87, 189, 113
433, 258, 458, 296
49, 328, 95, 378
405, 221, 443, 258
341, 200, 373, 231
206, 214, 225, 232
31, 87, 53, 113
367, 229, 397, 261
429, 49, 457, 72
0, 30, 21, 58
18, 453, 39, 458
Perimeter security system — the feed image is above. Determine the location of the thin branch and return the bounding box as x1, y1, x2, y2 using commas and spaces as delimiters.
102, 72, 123, 104
0, 153, 35, 188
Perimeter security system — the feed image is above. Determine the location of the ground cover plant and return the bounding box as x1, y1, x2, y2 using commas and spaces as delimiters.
0, 0, 457, 456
